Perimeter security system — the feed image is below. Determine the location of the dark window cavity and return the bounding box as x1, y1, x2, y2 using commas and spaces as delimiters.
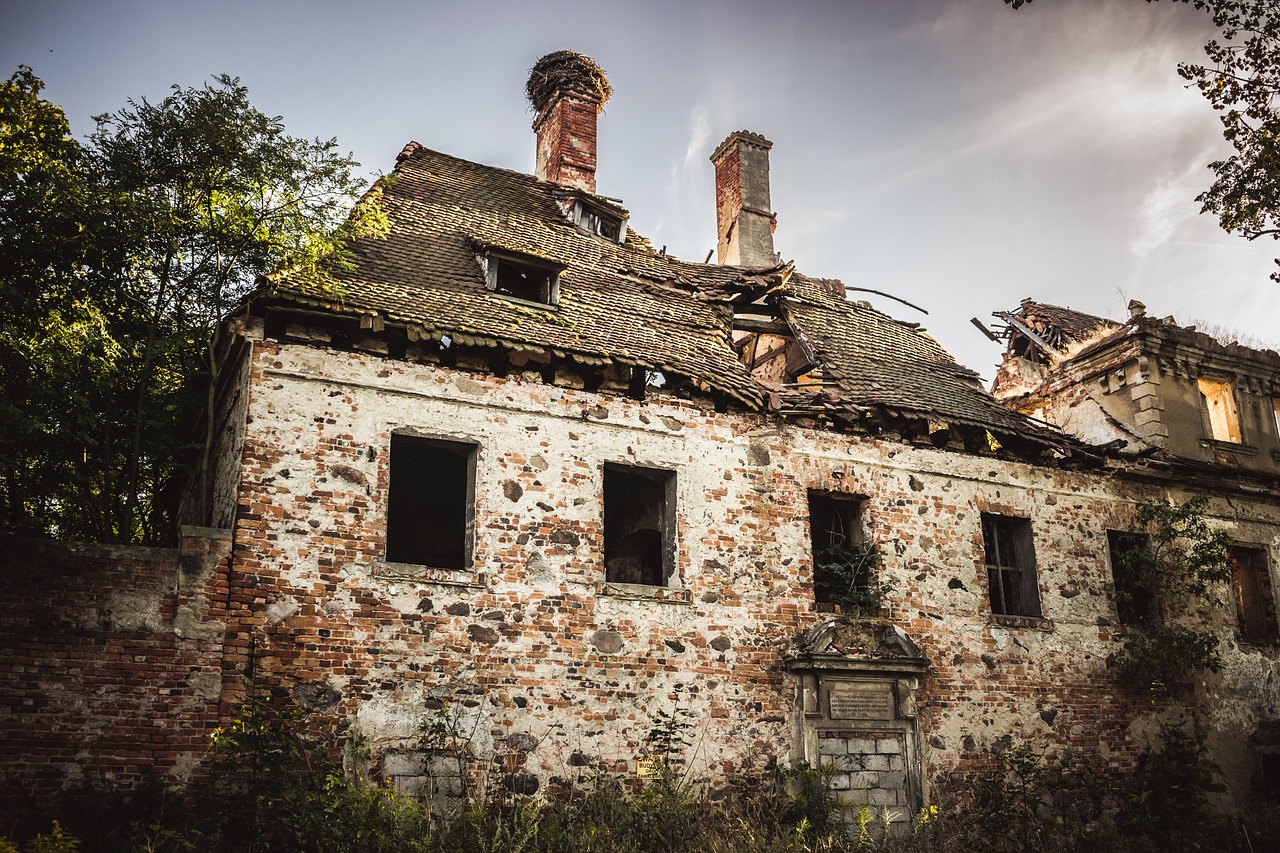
576, 200, 624, 242
982, 514, 1041, 618
482, 251, 560, 306
1232, 546, 1278, 644
1107, 531, 1155, 626
1261, 753, 1280, 797
386, 435, 476, 569
603, 464, 676, 587
808, 492, 867, 606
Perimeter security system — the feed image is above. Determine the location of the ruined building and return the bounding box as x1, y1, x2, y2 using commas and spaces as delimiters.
3, 52, 1280, 826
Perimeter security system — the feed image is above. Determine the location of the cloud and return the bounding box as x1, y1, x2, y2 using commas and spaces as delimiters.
651, 104, 713, 250
1130, 152, 1214, 256
681, 104, 711, 173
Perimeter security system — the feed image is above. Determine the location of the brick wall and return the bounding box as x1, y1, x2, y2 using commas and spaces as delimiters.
229, 334, 1280, 805
0, 530, 231, 827
4, 325, 1279, 824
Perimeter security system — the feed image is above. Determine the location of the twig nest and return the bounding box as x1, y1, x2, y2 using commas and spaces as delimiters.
526, 51, 611, 114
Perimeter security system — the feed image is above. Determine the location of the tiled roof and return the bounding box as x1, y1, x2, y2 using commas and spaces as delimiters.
1012, 300, 1120, 350
266, 142, 1065, 445
781, 278, 1060, 438
269, 143, 763, 405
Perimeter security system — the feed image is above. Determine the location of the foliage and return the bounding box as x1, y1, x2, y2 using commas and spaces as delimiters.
1110, 495, 1231, 691
0, 68, 386, 544
1117, 725, 1227, 849
19, 715, 1280, 853
1131, 495, 1234, 599
0, 67, 118, 540
0, 824, 81, 853
1006, 1, 1280, 280
1116, 623, 1223, 693
644, 685, 697, 785
813, 540, 891, 613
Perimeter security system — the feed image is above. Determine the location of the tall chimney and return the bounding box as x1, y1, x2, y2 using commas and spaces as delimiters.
526, 51, 612, 194
710, 131, 776, 266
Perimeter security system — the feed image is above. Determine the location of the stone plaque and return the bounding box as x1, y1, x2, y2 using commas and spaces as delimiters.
828, 683, 894, 720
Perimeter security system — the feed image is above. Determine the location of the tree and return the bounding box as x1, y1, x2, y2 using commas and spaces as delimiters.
1110, 495, 1232, 695
86, 74, 388, 539
1007, 1, 1280, 281
0, 70, 387, 543
0, 67, 121, 539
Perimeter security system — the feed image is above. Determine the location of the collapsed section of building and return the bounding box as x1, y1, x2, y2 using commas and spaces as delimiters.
2, 51, 1279, 828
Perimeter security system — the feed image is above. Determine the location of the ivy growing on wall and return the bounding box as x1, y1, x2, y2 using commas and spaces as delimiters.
1110, 495, 1233, 694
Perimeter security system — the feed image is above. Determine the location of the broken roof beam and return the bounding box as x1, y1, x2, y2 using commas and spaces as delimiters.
995, 312, 1060, 356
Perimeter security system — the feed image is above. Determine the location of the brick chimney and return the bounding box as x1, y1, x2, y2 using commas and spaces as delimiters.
527, 51, 612, 194
710, 131, 776, 267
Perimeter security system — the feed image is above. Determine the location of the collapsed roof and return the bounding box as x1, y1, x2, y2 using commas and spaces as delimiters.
260, 142, 1071, 456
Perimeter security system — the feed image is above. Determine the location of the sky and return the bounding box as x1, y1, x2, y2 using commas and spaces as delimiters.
4, 0, 1279, 380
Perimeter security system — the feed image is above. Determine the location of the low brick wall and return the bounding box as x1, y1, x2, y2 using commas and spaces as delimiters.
0, 530, 231, 830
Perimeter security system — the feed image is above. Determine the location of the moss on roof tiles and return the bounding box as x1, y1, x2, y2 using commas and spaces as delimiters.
780, 275, 1061, 440
269, 142, 1064, 444
271, 143, 761, 405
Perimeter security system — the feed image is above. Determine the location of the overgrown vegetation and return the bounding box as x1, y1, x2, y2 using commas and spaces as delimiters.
1109, 495, 1232, 692
813, 540, 892, 614
0, 67, 386, 544
6, 688, 1280, 852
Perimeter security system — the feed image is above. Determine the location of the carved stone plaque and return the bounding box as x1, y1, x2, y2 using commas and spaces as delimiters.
828, 683, 894, 721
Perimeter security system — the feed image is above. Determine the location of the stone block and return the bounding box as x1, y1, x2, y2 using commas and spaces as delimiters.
1134, 408, 1163, 426
868, 787, 900, 807
846, 737, 876, 754
382, 750, 427, 777
836, 788, 870, 805
818, 737, 847, 756
879, 771, 906, 790
850, 771, 879, 788
876, 738, 903, 754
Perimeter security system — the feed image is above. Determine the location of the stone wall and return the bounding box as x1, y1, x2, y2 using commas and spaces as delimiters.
0, 530, 231, 826
228, 331, 1280, 806
4, 324, 1279, 825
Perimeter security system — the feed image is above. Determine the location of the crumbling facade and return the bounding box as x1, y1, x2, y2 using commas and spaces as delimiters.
3, 52, 1280, 827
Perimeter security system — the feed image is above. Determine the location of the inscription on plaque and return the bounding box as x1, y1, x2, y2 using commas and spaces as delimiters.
828, 683, 894, 720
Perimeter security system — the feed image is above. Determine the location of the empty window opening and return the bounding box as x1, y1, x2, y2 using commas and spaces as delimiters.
577, 203, 623, 241
732, 322, 815, 386
482, 252, 559, 306
386, 435, 476, 569
603, 464, 676, 587
1261, 752, 1280, 797
1199, 376, 1242, 443
982, 514, 1041, 618
1107, 531, 1155, 626
809, 492, 872, 607
1272, 397, 1280, 439
1232, 546, 1278, 644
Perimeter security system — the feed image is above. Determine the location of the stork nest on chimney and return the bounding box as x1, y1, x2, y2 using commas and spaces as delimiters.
526, 50, 612, 114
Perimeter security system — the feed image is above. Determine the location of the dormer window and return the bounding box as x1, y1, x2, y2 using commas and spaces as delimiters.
480, 250, 561, 307
574, 199, 625, 243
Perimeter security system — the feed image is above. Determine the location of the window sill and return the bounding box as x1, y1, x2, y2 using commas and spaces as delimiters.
1199, 438, 1257, 456
597, 582, 692, 604
813, 601, 888, 618
989, 613, 1053, 631
489, 291, 560, 311
372, 560, 486, 588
